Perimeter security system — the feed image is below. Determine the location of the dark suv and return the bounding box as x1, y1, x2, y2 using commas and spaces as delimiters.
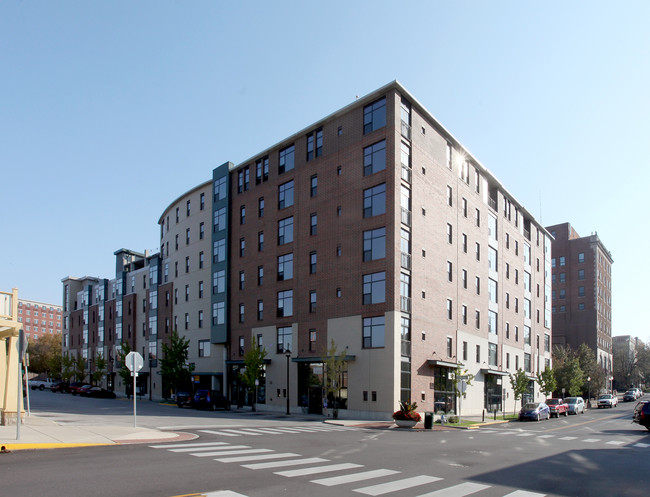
193, 389, 230, 410
632, 401, 650, 431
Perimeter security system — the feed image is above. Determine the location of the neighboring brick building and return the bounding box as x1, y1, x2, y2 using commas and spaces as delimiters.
16, 298, 62, 341
545, 222, 613, 371
63, 81, 552, 417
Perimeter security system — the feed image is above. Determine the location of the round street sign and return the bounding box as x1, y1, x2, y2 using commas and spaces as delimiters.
125, 351, 144, 373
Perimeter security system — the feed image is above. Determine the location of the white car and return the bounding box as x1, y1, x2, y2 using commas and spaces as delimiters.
566, 397, 586, 414
632, 388, 643, 399
597, 394, 618, 408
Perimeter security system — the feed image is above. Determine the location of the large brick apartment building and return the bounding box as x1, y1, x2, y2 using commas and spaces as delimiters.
62, 81, 552, 418
545, 223, 613, 371
16, 298, 62, 341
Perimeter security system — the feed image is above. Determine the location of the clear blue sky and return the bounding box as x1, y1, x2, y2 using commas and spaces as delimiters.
1, 2, 648, 343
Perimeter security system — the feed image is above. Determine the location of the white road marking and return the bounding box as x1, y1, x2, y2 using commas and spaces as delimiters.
169, 444, 245, 453
559, 436, 577, 440
502, 491, 547, 497
416, 482, 490, 497
150, 441, 230, 449
634, 442, 650, 448
275, 463, 363, 477
191, 448, 271, 457
242, 457, 329, 470
354, 475, 442, 495
215, 452, 301, 463
199, 430, 241, 437
312, 469, 400, 486
582, 439, 600, 443
605, 441, 625, 445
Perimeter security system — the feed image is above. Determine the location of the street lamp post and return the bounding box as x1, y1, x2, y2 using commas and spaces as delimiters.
610, 376, 614, 395
587, 376, 591, 408
285, 350, 291, 415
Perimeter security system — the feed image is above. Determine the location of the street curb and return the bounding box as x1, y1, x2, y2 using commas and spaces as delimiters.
1, 443, 113, 451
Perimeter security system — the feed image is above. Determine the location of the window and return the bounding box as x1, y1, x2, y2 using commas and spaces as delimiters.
559, 289, 566, 299
488, 310, 498, 335
475, 310, 481, 329
277, 326, 292, 353
515, 297, 519, 313
505, 322, 510, 339
277, 253, 294, 281
578, 303, 585, 310
447, 223, 453, 244
559, 256, 566, 266
199, 340, 210, 357
363, 316, 385, 348
277, 290, 293, 317
447, 261, 453, 282
446, 299, 453, 319
257, 300, 263, 320
476, 208, 481, 227
199, 281, 204, 298
238, 336, 245, 356
185, 257, 190, 273
488, 278, 498, 303
214, 207, 226, 232
185, 284, 189, 301
239, 238, 245, 257
578, 252, 585, 263
578, 269, 585, 280
524, 353, 531, 373
363, 272, 386, 304
363, 183, 386, 217
476, 276, 481, 295
199, 222, 205, 240
462, 269, 467, 289
278, 217, 294, 245
306, 128, 322, 161
279, 145, 295, 173
475, 242, 480, 261
278, 180, 294, 209
488, 343, 498, 367
524, 271, 531, 292
544, 334, 550, 353
506, 292, 510, 309
364, 140, 386, 175
462, 305, 467, 325
447, 142, 453, 169
184, 313, 189, 330
476, 344, 481, 362
213, 239, 226, 263
560, 272, 566, 283
505, 263, 510, 279
310, 175, 318, 197
488, 214, 497, 239
239, 303, 245, 323
578, 286, 585, 297
239, 271, 245, 290
239, 206, 246, 225
258, 197, 265, 217
447, 337, 453, 357
257, 266, 264, 285
524, 325, 531, 345
309, 291, 316, 312
363, 97, 386, 134
363, 227, 386, 261
256, 157, 269, 183
213, 270, 226, 294
488, 247, 498, 271
310, 213, 317, 235
214, 176, 227, 201
309, 329, 317, 352
198, 310, 204, 328
462, 198, 468, 217
310, 251, 317, 274
257, 231, 264, 252
462, 233, 467, 253
447, 185, 453, 206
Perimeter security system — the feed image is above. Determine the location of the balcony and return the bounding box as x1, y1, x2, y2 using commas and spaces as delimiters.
488, 196, 498, 211
400, 296, 411, 313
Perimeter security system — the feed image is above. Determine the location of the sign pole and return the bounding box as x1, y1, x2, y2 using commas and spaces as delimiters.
133, 372, 137, 428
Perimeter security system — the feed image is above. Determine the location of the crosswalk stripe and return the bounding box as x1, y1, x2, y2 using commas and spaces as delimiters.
582, 439, 600, 443
416, 482, 490, 497
311, 469, 400, 486
191, 449, 271, 458
494, 431, 516, 435
203, 491, 249, 497
516, 433, 536, 437
280, 427, 319, 432
353, 475, 442, 496
150, 441, 230, 449
537, 435, 555, 439
215, 452, 301, 463
240, 428, 295, 434
200, 430, 242, 437
220, 429, 263, 436
559, 436, 577, 440
634, 443, 650, 448
170, 445, 245, 453
276, 463, 363, 477
476, 429, 496, 433
258, 427, 302, 433
605, 441, 625, 445
502, 490, 547, 497
242, 457, 330, 470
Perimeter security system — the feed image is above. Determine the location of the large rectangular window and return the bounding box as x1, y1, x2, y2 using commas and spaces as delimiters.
363, 316, 385, 348
306, 128, 323, 161
277, 290, 293, 317
363, 227, 386, 261
363, 140, 386, 176
363, 183, 386, 218
488, 310, 498, 335
213, 239, 226, 263
278, 217, 294, 245
277, 253, 293, 281
214, 207, 226, 232
363, 97, 386, 134
488, 247, 498, 272
214, 176, 227, 201
199, 340, 210, 358
278, 180, 294, 209
488, 343, 498, 367
277, 326, 292, 353
279, 145, 295, 173
488, 278, 498, 303
363, 272, 386, 304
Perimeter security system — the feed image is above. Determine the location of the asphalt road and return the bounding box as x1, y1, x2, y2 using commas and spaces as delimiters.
3, 392, 649, 497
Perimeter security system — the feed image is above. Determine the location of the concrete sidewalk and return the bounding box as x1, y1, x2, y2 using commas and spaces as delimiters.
0, 414, 193, 451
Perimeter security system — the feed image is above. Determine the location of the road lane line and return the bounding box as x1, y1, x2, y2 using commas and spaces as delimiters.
311, 469, 400, 486
354, 475, 442, 495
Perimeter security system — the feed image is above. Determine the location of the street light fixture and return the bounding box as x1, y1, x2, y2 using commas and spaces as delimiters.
285, 349, 291, 415
587, 376, 591, 408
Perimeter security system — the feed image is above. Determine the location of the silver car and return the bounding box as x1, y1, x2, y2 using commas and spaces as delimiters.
565, 396, 585, 414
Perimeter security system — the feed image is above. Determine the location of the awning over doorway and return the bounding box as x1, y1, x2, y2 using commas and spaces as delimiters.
427, 359, 458, 368
480, 368, 509, 376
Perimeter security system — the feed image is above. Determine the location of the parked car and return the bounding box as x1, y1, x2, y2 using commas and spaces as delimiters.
545, 398, 568, 417
28, 377, 56, 391
623, 390, 637, 402
175, 391, 192, 408
632, 400, 650, 431
192, 389, 230, 410
565, 397, 586, 415
632, 388, 644, 399
80, 386, 116, 399
598, 394, 618, 408
70, 384, 92, 395
519, 402, 550, 421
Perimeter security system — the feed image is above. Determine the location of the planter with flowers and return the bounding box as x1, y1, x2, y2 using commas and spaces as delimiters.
392, 400, 421, 428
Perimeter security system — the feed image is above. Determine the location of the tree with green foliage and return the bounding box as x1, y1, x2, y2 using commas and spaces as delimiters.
576, 343, 605, 398
324, 339, 347, 417
61, 354, 75, 383
537, 367, 557, 398
160, 330, 194, 397
74, 356, 88, 383
27, 333, 62, 377
553, 344, 586, 397
240, 340, 267, 411
91, 353, 107, 385
509, 369, 530, 413
450, 364, 474, 417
